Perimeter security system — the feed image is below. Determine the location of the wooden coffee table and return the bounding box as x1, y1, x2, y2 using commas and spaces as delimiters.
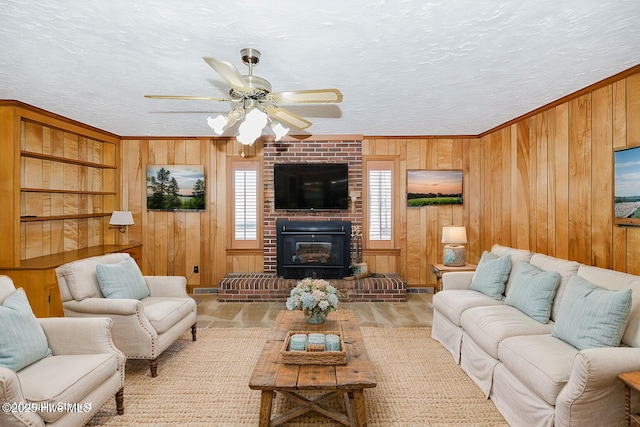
249, 309, 377, 427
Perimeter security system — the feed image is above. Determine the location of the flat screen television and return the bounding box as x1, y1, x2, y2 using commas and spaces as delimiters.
274, 163, 349, 210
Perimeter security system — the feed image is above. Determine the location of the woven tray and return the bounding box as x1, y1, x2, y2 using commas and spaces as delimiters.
280, 331, 347, 365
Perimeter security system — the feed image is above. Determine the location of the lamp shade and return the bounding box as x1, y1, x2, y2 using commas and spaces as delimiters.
109, 211, 134, 226
442, 226, 467, 244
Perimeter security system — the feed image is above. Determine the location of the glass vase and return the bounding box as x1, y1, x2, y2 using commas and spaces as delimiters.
304, 310, 328, 324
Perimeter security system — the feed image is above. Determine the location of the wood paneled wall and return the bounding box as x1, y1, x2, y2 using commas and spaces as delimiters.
361, 137, 469, 287
474, 72, 640, 274
120, 137, 237, 289
367, 69, 640, 288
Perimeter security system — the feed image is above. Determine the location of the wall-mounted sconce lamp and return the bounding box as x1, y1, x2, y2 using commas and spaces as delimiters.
442, 226, 467, 266
109, 211, 134, 233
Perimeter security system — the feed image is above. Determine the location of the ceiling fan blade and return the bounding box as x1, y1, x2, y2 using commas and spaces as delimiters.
268, 89, 343, 104
264, 105, 312, 130
144, 95, 231, 101
203, 56, 253, 95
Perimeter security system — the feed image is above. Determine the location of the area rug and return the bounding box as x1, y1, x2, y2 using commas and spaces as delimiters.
88, 328, 508, 426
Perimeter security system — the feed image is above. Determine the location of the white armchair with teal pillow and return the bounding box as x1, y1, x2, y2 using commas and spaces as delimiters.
0, 275, 125, 427
55, 253, 197, 377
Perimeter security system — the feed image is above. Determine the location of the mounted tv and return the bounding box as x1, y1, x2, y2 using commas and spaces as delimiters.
614, 145, 640, 226
274, 163, 349, 210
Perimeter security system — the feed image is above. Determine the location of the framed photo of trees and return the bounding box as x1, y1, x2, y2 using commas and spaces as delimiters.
146, 165, 205, 211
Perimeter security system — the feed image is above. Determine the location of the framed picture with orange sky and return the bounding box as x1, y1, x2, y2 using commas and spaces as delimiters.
407, 170, 463, 207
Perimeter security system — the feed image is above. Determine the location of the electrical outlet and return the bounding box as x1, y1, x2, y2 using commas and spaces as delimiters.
193, 265, 199, 274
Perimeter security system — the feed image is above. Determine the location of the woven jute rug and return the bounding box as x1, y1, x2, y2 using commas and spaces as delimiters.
88, 328, 508, 426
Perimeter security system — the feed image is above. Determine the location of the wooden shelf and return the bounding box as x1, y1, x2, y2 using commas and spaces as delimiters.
20, 213, 111, 222
15, 243, 142, 270
21, 150, 117, 169
21, 187, 116, 195
1, 104, 123, 318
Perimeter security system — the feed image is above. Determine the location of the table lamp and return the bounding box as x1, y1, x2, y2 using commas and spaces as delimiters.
442, 226, 467, 266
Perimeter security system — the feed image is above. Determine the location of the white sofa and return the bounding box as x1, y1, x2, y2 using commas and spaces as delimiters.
56, 253, 197, 377
0, 276, 125, 427
432, 244, 640, 427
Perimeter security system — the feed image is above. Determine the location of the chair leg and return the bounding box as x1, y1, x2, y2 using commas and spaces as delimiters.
115, 387, 124, 415
191, 323, 197, 341
149, 358, 158, 377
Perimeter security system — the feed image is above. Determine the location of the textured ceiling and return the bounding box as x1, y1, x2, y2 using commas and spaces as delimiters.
1, 0, 639, 138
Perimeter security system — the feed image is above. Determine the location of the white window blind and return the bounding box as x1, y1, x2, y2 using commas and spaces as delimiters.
234, 169, 257, 240
369, 169, 392, 241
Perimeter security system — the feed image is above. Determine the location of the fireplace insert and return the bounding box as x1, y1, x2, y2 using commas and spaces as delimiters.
276, 220, 351, 279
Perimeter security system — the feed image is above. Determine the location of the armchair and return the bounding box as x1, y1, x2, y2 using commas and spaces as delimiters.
0, 275, 125, 427
55, 253, 197, 377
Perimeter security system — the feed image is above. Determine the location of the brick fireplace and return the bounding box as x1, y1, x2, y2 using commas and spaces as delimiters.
262, 137, 362, 274
217, 137, 407, 302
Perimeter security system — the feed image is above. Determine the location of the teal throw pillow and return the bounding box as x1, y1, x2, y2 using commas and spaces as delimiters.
551, 275, 632, 350
504, 261, 560, 323
96, 257, 149, 299
470, 251, 512, 300
0, 288, 52, 371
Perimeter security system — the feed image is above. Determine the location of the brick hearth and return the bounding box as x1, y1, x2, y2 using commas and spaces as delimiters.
218, 273, 406, 302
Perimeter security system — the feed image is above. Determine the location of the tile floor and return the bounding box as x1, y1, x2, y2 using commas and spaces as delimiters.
193, 292, 434, 328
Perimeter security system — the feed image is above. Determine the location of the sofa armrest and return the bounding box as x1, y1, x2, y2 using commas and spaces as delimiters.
576, 347, 640, 385
63, 297, 142, 315
144, 276, 189, 297
556, 346, 640, 425
0, 368, 44, 427
441, 271, 474, 290
37, 317, 124, 362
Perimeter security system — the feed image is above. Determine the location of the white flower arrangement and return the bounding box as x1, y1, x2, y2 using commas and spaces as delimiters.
286, 277, 340, 316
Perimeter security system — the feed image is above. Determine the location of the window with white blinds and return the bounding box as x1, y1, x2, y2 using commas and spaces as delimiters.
369, 169, 392, 241
234, 169, 258, 241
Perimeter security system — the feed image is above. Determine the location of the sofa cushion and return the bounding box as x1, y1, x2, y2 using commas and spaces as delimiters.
0, 288, 52, 371
470, 251, 512, 300
433, 289, 504, 326
18, 353, 116, 423
552, 275, 631, 350
529, 254, 580, 322
498, 334, 578, 405
577, 264, 640, 348
142, 297, 196, 334
505, 261, 560, 323
491, 244, 533, 294
460, 304, 553, 359
96, 257, 150, 300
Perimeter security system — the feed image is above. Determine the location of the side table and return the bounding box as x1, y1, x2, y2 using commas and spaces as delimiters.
431, 263, 477, 292
618, 371, 640, 426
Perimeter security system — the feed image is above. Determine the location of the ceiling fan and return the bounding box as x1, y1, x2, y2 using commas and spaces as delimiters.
145, 48, 343, 143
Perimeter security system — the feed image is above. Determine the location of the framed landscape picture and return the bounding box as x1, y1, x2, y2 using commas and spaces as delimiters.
407, 170, 463, 207
614, 145, 640, 226
146, 165, 205, 211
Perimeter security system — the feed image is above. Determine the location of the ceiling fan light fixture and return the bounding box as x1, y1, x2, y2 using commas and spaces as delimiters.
236, 107, 268, 145
272, 122, 289, 141
207, 108, 244, 135
148, 49, 343, 144
207, 114, 228, 135
207, 114, 227, 135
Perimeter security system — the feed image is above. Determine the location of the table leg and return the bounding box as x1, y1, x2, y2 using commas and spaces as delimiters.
625, 385, 631, 427
352, 389, 367, 427
258, 390, 274, 427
